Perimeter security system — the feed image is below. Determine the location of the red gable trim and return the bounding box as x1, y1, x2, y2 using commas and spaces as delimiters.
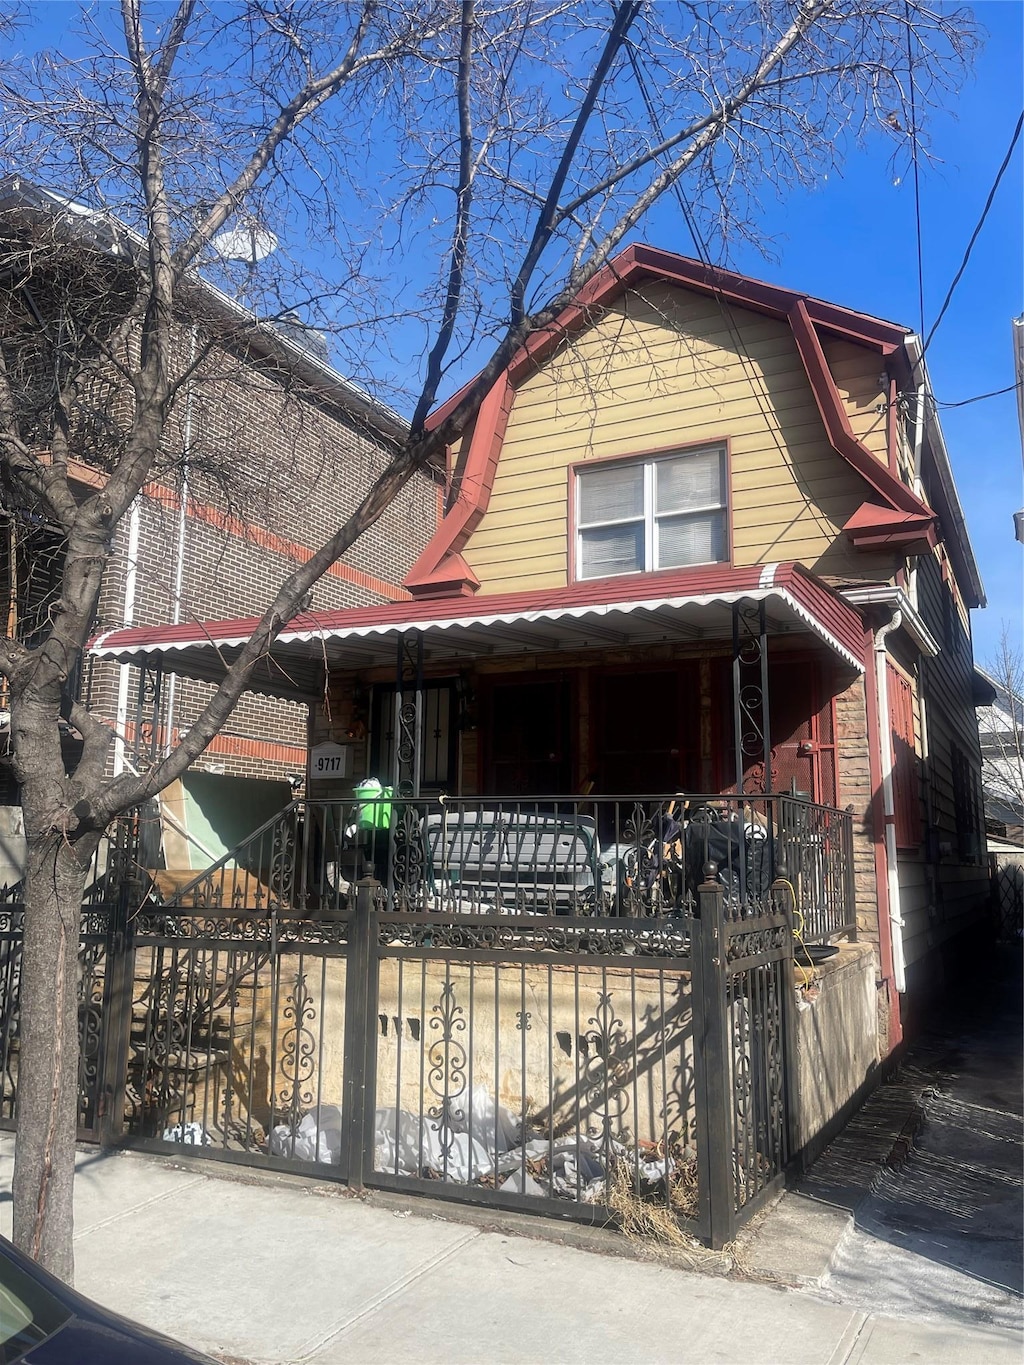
425, 246, 908, 437
786, 301, 931, 520
405, 374, 514, 595
405, 247, 933, 597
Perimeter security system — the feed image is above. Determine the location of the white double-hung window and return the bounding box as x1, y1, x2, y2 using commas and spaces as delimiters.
575, 445, 727, 580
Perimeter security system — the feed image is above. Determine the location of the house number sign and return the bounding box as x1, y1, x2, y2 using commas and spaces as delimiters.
310, 742, 350, 781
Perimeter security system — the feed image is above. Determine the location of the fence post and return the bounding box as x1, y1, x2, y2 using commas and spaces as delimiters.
98, 884, 136, 1147
341, 877, 378, 1191
774, 877, 801, 1172
691, 867, 735, 1250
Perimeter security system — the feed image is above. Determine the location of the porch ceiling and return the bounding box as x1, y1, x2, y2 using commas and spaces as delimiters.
90, 563, 866, 702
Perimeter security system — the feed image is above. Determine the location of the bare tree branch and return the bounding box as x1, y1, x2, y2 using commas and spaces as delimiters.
410, 0, 478, 436
510, 0, 641, 329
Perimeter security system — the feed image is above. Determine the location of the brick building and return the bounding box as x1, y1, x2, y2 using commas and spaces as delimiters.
0, 178, 438, 802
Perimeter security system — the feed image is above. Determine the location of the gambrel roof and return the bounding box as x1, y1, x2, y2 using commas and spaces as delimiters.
405, 245, 982, 605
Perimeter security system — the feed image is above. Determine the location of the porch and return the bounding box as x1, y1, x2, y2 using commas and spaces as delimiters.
91, 559, 871, 940
0, 561, 875, 1246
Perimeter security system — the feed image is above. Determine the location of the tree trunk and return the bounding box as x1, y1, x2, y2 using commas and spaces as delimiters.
12, 835, 86, 1284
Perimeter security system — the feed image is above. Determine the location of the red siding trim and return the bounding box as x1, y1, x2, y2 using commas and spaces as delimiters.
404, 374, 515, 594
787, 302, 932, 520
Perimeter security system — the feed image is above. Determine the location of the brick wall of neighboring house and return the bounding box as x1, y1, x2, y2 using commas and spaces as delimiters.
833, 670, 891, 1048
85, 330, 437, 782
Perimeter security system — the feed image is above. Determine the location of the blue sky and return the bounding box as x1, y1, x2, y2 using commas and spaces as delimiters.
9, 1, 1023, 661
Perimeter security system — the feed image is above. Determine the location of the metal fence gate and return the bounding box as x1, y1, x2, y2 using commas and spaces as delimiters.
0, 897, 126, 1144
991, 860, 1024, 943
0, 872, 796, 1249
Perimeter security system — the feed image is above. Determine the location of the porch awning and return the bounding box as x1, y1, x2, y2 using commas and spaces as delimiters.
90, 561, 865, 701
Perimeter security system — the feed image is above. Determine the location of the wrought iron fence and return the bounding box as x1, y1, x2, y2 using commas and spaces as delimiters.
691, 882, 796, 1242
0, 791, 825, 1247
778, 796, 857, 942
0, 814, 142, 1141
122, 907, 352, 1172
0, 907, 121, 1140
160, 793, 855, 939
363, 903, 698, 1226
990, 860, 1024, 942
118, 871, 794, 1245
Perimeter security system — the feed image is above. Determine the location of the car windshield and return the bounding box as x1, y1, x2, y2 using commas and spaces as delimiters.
0, 1251, 72, 1363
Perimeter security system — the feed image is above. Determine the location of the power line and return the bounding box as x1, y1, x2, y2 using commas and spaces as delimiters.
933, 381, 1021, 410
622, 34, 840, 546
921, 109, 1024, 359
904, 1, 925, 341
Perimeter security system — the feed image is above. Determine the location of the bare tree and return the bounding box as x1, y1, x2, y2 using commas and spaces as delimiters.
979, 627, 1024, 840
0, 0, 977, 1279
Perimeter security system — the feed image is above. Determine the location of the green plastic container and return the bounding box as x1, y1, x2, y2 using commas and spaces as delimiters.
353, 779, 393, 831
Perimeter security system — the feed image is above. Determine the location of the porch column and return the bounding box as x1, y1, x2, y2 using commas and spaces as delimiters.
393, 630, 424, 797
731, 599, 772, 794
132, 658, 164, 769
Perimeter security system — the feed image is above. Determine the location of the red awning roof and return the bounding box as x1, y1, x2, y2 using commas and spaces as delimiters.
91, 562, 866, 700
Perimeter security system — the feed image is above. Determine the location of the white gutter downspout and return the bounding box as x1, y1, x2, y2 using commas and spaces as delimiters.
163, 325, 198, 755
874, 610, 907, 993
112, 499, 141, 776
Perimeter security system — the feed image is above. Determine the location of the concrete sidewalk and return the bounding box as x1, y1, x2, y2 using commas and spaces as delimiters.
743, 941, 1023, 1337
0, 1130, 1019, 1365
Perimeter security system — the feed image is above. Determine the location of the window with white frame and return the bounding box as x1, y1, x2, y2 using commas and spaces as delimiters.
575, 446, 727, 580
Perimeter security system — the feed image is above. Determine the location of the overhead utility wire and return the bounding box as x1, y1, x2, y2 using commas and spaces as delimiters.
920, 109, 1023, 360
932, 381, 1021, 410
904, 2, 925, 341
622, 32, 839, 545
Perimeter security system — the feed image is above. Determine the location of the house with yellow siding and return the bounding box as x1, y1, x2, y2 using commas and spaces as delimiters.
95, 246, 990, 1060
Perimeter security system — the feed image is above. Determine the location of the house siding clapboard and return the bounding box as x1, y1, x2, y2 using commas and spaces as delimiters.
896, 546, 988, 980
819, 337, 890, 467
461, 283, 896, 593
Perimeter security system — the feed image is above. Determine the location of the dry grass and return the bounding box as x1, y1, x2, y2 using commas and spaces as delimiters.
606, 1157, 746, 1275
607, 1159, 694, 1250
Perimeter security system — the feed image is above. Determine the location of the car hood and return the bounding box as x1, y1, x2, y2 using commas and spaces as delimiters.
24, 1315, 216, 1363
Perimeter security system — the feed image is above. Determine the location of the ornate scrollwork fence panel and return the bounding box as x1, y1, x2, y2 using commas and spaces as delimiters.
691, 877, 796, 1248
367, 904, 701, 1231
123, 908, 352, 1175
0, 902, 115, 1139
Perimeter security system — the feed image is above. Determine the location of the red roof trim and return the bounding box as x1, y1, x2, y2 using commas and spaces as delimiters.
405, 374, 514, 594
92, 560, 867, 667
499, 244, 911, 385
787, 300, 932, 520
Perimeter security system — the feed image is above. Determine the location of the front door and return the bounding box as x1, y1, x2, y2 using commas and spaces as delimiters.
593, 668, 700, 795
484, 677, 571, 796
